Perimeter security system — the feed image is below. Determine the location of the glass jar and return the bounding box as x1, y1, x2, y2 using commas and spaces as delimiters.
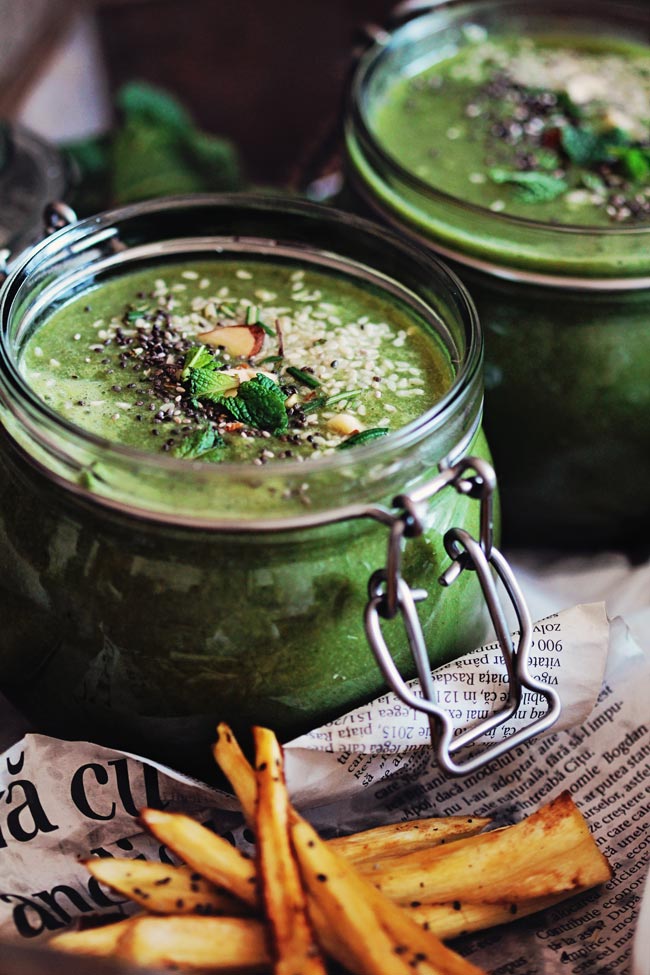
0, 194, 494, 777
0, 123, 68, 268
344, 0, 650, 547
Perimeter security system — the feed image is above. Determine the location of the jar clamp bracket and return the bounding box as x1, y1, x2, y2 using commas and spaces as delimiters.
364, 456, 561, 775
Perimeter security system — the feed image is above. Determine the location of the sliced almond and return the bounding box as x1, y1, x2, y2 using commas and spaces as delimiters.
199, 324, 265, 358
327, 413, 363, 436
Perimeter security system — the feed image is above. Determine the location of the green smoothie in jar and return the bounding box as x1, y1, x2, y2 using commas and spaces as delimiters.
346, 1, 650, 546
0, 196, 492, 776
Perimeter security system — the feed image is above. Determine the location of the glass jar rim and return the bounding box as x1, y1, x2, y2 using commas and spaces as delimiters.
347, 0, 650, 279
0, 193, 483, 530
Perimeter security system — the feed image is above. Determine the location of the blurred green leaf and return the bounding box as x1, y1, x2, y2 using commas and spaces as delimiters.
62, 81, 244, 214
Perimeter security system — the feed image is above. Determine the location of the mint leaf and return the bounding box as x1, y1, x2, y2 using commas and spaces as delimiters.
561, 123, 650, 183
182, 345, 216, 379
560, 126, 603, 165
561, 124, 630, 166
224, 373, 288, 434
612, 146, 650, 181
189, 367, 238, 402
489, 168, 568, 202
555, 90, 584, 120
174, 426, 225, 461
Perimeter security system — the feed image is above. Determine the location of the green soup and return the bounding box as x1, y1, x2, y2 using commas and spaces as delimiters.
22, 259, 452, 464
374, 31, 650, 228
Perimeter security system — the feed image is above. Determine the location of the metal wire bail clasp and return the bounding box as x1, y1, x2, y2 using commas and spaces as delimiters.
364, 457, 561, 775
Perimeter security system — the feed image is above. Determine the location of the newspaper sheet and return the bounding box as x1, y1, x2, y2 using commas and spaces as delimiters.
0, 599, 647, 975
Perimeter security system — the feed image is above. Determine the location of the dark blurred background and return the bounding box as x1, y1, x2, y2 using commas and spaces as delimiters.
1, 0, 396, 187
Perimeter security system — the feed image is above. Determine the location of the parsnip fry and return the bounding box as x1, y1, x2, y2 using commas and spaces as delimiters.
359, 792, 612, 906
408, 889, 594, 940
118, 915, 269, 972
85, 857, 250, 916
328, 816, 492, 865
140, 808, 258, 908
214, 722, 257, 827
254, 726, 326, 974
291, 816, 486, 975
50, 917, 137, 957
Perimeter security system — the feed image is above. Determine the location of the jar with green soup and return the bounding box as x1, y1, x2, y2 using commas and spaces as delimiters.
345, 0, 650, 547
0, 194, 514, 777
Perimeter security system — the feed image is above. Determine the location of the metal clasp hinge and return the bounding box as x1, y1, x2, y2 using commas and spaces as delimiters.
364, 457, 561, 775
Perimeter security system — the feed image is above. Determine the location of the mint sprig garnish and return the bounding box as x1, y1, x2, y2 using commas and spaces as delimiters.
182, 344, 288, 433
489, 168, 568, 203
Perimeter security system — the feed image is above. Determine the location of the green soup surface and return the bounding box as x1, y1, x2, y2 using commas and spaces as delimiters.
374, 27, 650, 225
22, 258, 453, 465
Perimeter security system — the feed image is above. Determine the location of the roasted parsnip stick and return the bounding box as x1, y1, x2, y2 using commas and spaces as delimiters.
357, 792, 612, 906
407, 889, 595, 940
253, 726, 326, 974
50, 918, 137, 957
85, 857, 250, 916
214, 722, 257, 828
140, 808, 258, 908
118, 915, 269, 972
327, 816, 492, 865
